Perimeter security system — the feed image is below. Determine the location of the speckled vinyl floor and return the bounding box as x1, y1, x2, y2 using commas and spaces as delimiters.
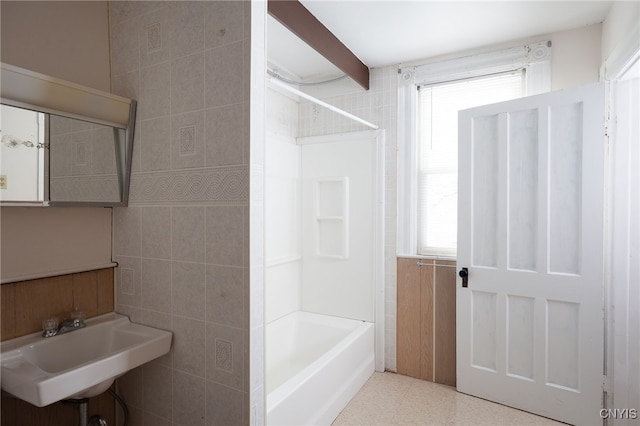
332, 372, 564, 426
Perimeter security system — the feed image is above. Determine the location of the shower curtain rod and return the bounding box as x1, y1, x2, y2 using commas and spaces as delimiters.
266, 75, 379, 130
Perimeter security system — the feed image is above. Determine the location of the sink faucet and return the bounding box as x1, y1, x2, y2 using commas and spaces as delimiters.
42, 311, 86, 338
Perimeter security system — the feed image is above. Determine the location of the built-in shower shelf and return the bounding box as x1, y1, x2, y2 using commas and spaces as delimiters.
314, 177, 349, 259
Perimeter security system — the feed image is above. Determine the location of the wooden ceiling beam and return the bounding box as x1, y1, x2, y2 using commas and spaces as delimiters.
268, 0, 370, 90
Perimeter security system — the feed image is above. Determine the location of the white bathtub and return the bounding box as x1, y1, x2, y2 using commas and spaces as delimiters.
266, 311, 375, 426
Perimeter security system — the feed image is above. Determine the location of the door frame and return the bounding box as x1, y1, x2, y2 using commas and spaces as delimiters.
605, 49, 640, 423
601, 20, 640, 421
297, 129, 386, 372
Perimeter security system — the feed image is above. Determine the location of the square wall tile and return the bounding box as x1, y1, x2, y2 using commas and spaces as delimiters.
204, 1, 244, 49
139, 7, 171, 68
205, 41, 244, 108
172, 206, 205, 262
141, 259, 171, 313
172, 261, 206, 320
115, 256, 142, 308
142, 363, 172, 421
206, 206, 245, 267
111, 17, 139, 76
142, 413, 171, 426
113, 207, 141, 257
173, 370, 206, 426
116, 304, 142, 323
169, 1, 205, 58
140, 62, 171, 120
206, 265, 244, 328
171, 110, 205, 169
205, 103, 245, 167
140, 118, 171, 171
141, 207, 171, 260
206, 322, 244, 391
171, 53, 205, 115
173, 316, 206, 376
109, 1, 162, 26
206, 381, 243, 426
112, 69, 139, 101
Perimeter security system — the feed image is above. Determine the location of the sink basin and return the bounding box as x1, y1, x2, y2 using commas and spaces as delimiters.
0, 313, 172, 407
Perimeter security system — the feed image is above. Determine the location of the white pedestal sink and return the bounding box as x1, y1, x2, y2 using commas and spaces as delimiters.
0, 312, 172, 407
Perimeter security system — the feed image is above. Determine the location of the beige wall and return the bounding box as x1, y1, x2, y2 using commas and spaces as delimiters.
551, 23, 603, 90
1, 208, 113, 282
402, 22, 604, 92
1, 1, 110, 92
0, 1, 113, 283
601, 1, 640, 64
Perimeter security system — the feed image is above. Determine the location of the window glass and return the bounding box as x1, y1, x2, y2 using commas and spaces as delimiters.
417, 71, 523, 256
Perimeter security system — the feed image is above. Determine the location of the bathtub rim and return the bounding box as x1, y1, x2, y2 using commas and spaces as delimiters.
266, 311, 374, 410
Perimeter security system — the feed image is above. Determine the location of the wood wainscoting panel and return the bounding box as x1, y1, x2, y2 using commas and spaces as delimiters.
1, 284, 16, 340
72, 270, 98, 318
397, 257, 457, 386
14, 274, 74, 337
397, 257, 422, 378
434, 260, 457, 386
96, 268, 114, 315
419, 261, 434, 381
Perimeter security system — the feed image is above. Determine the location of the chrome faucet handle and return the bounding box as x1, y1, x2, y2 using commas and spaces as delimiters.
69, 309, 86, 326
42, 317, 59, 337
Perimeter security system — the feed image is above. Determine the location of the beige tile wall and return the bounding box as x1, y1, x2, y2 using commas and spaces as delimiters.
109, 2, 252, 424
0, 268, 115, 426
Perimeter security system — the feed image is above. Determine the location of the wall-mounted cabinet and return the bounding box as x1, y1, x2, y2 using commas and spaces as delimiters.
397, 257, 456, 387
0, 62, 136, 206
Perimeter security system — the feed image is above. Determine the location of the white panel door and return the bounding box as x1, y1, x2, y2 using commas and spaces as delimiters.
457, 82, 605, 425
300, 133, 379, 322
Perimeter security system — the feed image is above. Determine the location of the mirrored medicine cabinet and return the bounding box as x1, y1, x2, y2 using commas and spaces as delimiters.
0, 62, 136, 206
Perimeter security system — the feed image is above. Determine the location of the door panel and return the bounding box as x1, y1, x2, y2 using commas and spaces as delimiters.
457, 82, 605, 425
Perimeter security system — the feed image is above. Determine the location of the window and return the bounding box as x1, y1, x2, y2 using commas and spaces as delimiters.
397, 41, 551, 258
417, 72, 524, 256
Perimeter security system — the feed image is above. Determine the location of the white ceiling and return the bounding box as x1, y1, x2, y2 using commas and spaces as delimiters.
267, 1, 613, 81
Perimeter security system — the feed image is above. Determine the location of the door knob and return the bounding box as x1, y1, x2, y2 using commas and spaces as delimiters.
459, 267, 469, 288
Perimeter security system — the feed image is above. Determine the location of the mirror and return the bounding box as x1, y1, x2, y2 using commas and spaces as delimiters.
0, 62, 136, 206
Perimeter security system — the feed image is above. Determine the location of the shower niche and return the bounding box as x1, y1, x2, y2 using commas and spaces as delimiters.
314, 177, 349, 259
